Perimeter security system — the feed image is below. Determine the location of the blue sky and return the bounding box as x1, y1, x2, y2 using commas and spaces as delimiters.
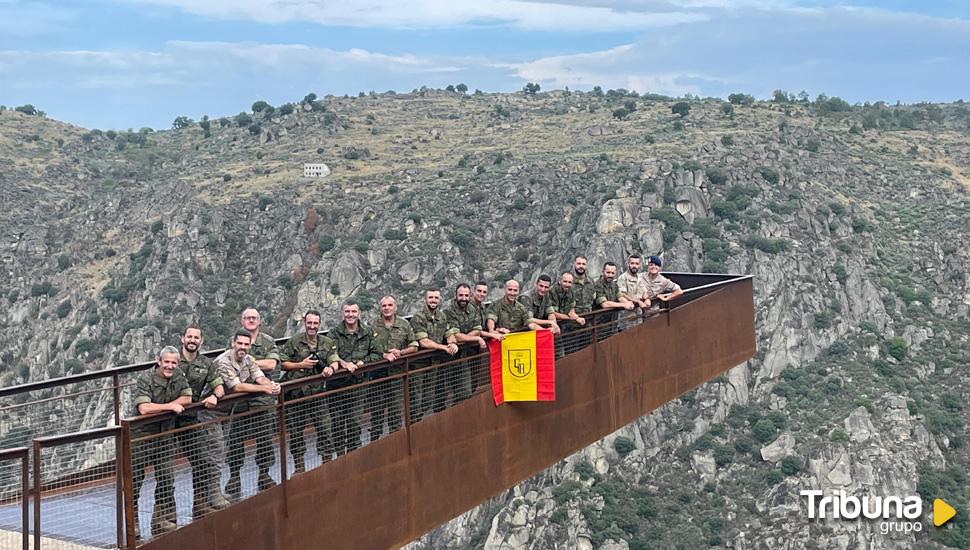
1, 0, 968, 129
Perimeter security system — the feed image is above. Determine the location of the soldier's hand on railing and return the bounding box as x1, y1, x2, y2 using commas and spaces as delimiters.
622, 301, 635, 311
388, 348, 403, 359
169, 403, 185, 414
265, 382, 281, 395
445, 343, 459, 355
657, 293, 671, 302
549, 322, 561, 335
497, 328, 510, 335
575, 316, 586, 326
322, 365, 335, 376
476, 337, 487, 349
202, 395, 218, 409
644, 298, 651, 308
383, 352, 397, 362
342, 360, 358, 373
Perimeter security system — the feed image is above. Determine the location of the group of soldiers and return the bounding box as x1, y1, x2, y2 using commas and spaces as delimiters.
129, 253, 682, 536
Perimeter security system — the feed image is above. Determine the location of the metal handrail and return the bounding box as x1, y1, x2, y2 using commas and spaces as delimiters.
0, 272, 738, 400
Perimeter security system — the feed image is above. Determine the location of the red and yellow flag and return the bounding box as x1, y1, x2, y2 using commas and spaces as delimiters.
489, 330, 555, 405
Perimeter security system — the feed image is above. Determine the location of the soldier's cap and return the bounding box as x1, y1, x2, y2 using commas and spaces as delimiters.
648, 255, 662, 267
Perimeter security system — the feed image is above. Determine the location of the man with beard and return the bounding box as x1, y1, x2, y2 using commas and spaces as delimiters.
569, 255, 597, 351
370, 296, 418, 441
617, 254, 650, 330
215, 331, 282, 497
570, 255, 597, 315
235, 308, 282, 380
175, 325, 230, 518
280, 309, 339, 472
443, 284, 487, 402
486, 280, 543, 333
643, 255, 683, 313
410, 289, 459, 419
329, 301, 382, 455
593, 262, 635, 339
131, 346, 192, 538
549, 272, 586, 356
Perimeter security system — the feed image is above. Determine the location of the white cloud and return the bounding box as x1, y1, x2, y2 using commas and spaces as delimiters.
118, 0, 707, 31
0, 1, 76, 36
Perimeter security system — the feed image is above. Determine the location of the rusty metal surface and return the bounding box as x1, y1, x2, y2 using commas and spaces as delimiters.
139, 278, 755, 550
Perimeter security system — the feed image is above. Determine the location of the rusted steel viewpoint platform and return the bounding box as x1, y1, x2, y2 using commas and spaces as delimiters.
136, 274, 755, 550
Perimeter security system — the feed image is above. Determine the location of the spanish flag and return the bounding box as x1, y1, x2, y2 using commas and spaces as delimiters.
489, 330, 555, 405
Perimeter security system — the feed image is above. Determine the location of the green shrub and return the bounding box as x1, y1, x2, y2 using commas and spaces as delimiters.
30, 282, 57, 297
887, 337, 907, 360
552, 479, 583, 505
56, 299, 72, 319
752, 419, 778, 443
758, 167, 780, 185
63, 358, 84, 374
743, 236, 791, 254
780, 456, 801, 475
705, 168, 727, 186
317, 235, 336, 253
575, 460, 595, 479
382, 229, 406, 241
830, 428, 849, 442
713, 445, 735, 467
613, 436, 635, 456
734, 436, 754, 454
764, 470, 784, 486
720, 134, 734, 146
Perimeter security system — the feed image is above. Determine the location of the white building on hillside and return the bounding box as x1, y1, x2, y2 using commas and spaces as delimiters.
304, 163, 331, 177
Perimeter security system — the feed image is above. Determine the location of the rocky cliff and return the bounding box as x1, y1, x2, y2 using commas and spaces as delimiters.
0, 90, 968, 548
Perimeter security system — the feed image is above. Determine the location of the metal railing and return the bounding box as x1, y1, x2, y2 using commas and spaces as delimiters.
0, 273, 751, 548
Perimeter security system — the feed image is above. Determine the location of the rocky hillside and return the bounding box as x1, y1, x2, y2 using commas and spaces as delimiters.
1, 90, 968, 548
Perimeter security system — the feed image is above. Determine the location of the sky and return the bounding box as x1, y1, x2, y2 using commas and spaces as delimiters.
0, 0, 968, 129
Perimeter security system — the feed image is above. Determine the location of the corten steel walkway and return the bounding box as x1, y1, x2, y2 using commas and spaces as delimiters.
0, 273, 754, 550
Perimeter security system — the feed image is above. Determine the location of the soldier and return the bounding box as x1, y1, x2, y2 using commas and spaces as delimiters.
569, 255, 597, 351
592, 262, 635, 339
468, 281, 502, 388
643, 255, 684, 312
279, 309, 339, 473
443, 284, 487, 402
370, 296, 418, 441
131, 346, 192, 538
410, 289, 459, 419
518, 274, 562, 334
215, 330, 281, 497
175, 325, 230, 518
549, 272, 586, 356
617, 254, 650, 330
486, 280, 544, 333
236, 308, 282, 380
571, 255, 597, 315
329, 301, 382, 455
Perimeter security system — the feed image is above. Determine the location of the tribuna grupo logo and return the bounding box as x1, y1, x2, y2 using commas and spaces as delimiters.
801, 490, 956, 535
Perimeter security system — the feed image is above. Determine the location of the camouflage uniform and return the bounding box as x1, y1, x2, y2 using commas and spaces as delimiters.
443, 301, 485, 404
548, 286, 578, 357
643, 273, 682, 314
329, 322, 381, 455
486, 299, 533, 332
410, 306, 457, 419
571, 273, 597, 314
593, 276, 623, 339
131, 371, 192, 534
176, 352, 225, 516
370, 317, 417, 441
280, 333, 339, 468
